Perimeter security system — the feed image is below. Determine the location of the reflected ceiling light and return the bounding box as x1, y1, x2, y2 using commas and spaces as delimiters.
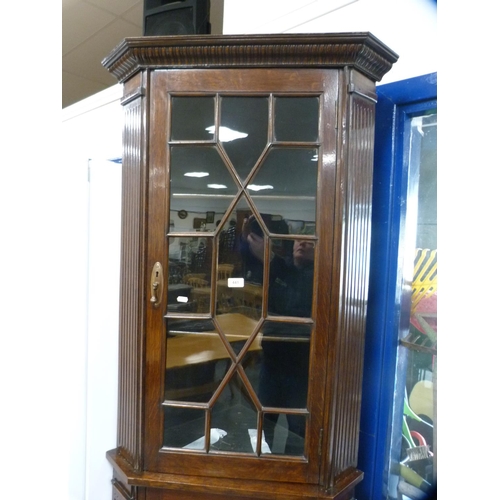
205, 125, 248, 142
184, 172, 209, 178
207, 183, 228, 189
311, 154, 318, 161
247, 184, 274, 192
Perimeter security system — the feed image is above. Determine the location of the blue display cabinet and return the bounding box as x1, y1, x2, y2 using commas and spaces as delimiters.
356, 73, 437, 500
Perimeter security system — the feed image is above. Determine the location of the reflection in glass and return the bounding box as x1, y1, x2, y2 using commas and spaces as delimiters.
250, 148, 318, 231
170, 145, 237, 215
267, 237, 315, 319
165, 319, 227, 404
240, 221, 314, 454
169, 144, 237, 235
210, 372, 258, 454
221, 96, 269, 181
258, 322, 311, 454
263, 412, 306, 456
389, 112, 437, 497
415, 114, 437, 250
163, 406, 206, 449
170, 145, 237, 197
167, 236, 212, 313
171, 96, 215, 141
216, 199, 264, 318
275, 96, 319, 142
214, 305, 259, 357
164, 93, 320, 456
217, 218, 238, 268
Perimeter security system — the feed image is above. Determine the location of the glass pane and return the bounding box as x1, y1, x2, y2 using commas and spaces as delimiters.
170, 145, 237, 197
210, 372, 259, 454
170, 145, 237, 229
165, 319, 229, 403
263, 412, 306, 456
171, 96, 215, 141
389, 112, 437, 498
164, 92, 319, 456
274, 96, 319, 142
267, 238, 315, 319
416, 114, 437, 250
167, 236, 212, 313
215, 306, 259, 357
258, 322, 311, 411
163, 406, 207, 449
251, 321, 311, 456
221, 96, 269, 181
216, 199, 263, 318
250, 148, 318, 232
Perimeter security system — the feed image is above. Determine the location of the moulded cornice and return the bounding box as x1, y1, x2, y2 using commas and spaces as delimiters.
102, 33, 398, 84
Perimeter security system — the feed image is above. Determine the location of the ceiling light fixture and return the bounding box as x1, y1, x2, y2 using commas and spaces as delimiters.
247, 184, 274, 192
184, 172, 209, 178
206, 126, 248, 142
207, 184, 228, 189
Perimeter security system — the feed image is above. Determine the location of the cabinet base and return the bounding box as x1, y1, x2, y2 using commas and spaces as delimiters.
108, 449, 362, 500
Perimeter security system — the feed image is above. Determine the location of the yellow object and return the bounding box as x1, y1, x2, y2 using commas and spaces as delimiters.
411, 249, 437, 314
409, 380, 434, 422
400, 464, 431, 493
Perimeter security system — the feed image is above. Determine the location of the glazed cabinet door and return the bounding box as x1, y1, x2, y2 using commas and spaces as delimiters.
143, 67, 340, 486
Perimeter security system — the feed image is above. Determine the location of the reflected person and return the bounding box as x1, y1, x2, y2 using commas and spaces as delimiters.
241, 216, 314, 455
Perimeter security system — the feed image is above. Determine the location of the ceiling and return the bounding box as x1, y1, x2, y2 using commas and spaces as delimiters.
62, 0, 224, 109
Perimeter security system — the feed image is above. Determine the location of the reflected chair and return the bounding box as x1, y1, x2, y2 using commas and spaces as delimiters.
216, 264, 235, 313
187, 277, 209, 288
187, 277, 210, 312
183, 273, 207, 284
217, 263, 234, 281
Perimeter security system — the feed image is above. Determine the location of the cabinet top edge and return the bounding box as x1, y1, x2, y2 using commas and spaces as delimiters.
102, 32, 398, 84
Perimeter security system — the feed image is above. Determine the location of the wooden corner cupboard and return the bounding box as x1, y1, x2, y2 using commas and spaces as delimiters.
102, 33, 397, 500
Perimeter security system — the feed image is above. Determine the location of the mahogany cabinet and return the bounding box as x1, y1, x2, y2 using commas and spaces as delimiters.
102, 33, 397, 500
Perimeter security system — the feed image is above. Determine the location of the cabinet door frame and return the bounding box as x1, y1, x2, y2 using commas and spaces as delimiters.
143, 67, 341, 486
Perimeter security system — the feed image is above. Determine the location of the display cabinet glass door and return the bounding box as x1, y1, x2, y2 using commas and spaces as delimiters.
144, 69, 338, 483
388, 110, 437, 499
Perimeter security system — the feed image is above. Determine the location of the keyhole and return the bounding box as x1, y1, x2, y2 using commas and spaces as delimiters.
150, 262, 163, 307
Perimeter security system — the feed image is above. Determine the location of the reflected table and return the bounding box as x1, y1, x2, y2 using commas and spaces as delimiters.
166, 313, 261, 369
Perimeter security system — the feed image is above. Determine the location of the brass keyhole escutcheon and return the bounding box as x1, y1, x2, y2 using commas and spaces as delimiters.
150, 262, 164, 307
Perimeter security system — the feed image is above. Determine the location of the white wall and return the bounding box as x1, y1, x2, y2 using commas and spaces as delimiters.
56, 2, 437, 499
61, 86, 123, 500
85, 159, 121, 500
223, 0, 437, 84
